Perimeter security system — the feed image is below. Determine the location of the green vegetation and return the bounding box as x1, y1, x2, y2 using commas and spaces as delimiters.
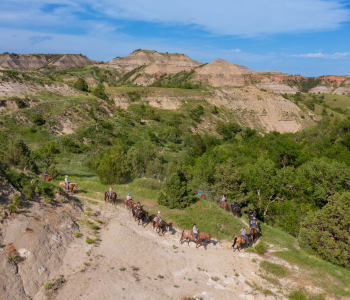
260, 261, 290, 277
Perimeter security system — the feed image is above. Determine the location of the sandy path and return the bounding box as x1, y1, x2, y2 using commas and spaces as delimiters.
34, 196, 280, 300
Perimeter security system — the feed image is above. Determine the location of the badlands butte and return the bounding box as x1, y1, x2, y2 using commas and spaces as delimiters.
1, 50, 350, 300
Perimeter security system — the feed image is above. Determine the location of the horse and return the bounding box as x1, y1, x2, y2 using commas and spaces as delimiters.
132, 207, 149, 226
250, 227, 259, 244
150, 215, 172, 235
45, 176, 54, 182
59, 182, 78, 195
216, 200, 229, 211
127, 200, 135, 213
232, 233, 252, 251
105, 191, 117, 205
123, 198, 129, 209
198, 194, 206, 200
231, 205, 241, 218
180, 230, 211, 250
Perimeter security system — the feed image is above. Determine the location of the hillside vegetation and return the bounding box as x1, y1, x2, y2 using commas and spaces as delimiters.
1, 64, 350, 298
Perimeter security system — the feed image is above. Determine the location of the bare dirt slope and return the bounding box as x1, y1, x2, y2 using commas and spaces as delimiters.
109, 50, 202, 70
192, 59, 253, 87
0, 54, 97, 71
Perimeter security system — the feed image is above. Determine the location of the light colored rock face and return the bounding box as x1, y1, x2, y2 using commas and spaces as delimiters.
192, 59, 253, 87
256, 83, 299, 94
333, 87, 350, 95
133, 74, 157, 86
0, 54, 97, 71
309, 86, 333, 94
0, 81, 78, 98
84, 76, 98, 87
211, 87, 304, 133
109, 50, 202, 69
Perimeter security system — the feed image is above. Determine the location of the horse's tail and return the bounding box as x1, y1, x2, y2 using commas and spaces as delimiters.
232, 237, 237, 248
180, 230, 184, 242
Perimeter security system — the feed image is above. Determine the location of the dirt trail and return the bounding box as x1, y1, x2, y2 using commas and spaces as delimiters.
31, 196, 285, 300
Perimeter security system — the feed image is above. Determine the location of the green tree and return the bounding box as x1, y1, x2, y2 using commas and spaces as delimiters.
158, 171, 196, 209
298, 192, 350, 268
96, 145, 131, 184
212, 158, 241, 199
74, 77, 89, 92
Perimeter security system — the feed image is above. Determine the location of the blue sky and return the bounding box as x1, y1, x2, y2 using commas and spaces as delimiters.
1, 0, 350, 76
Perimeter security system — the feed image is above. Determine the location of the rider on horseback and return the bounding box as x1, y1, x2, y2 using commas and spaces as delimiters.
136, 202, 141, 215
65, 175, 70, 190
197, 190, 202, 196
127, 193, 131, 201
156, 211, 162, 225
250, 217, 260, 233
233, 199, 238, 207
43, 169, 48, 180
240, 226, 249, 244
219, 194, 226, 206
109, 186, 113, 199
193, 223, 199, 242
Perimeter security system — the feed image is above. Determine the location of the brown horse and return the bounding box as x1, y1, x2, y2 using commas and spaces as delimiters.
231, 205, 241, 218
59, 182, 78, 195
127, 200, 135, 213
232, 233, 252, 251
105, 191, 117, 205
150, 215, 172, 234
216, 200, 229, 211
45, 176, 54, 182
250, 227, 259, 244
132, 207, 149, 226
179, 230, 211, 250
198, 194, 206, 200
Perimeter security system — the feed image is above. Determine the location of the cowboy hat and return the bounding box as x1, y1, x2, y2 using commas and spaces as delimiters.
65, 175, 68, 177
158, 211, 160, 214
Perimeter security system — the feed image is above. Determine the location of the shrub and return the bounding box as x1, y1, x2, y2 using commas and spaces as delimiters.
93, 83, 108, 101
288, 290, 308, 300
254, 241, 268, 254
260, 261, 289, 277
25, 192, 32, 200
43, 282, 53, 290
32, 115, 46, 126
119, 267, 126, 271
74, 77, 88, 92
75, 232, 82, 238
86, 237, 94, 244
158, 171, 196, 209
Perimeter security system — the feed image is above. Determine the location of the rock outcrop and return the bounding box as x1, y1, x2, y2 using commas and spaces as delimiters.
0, 53, 98, 71
192, 59, 254, 87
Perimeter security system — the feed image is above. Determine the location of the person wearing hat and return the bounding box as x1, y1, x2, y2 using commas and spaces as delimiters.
65, 175, 70, 191
43, 169, 48, 180
240, 226, 248, 244
127, 193, 131, 201
233, 199, 238, 207
250, 217, 260, 233
219, 194, 226, 206
135, 202, 141, 215
193, 223, 199, 242
156, 211, 162, 225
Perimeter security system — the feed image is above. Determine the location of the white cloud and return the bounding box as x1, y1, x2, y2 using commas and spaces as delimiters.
0, 0, 349, 37
29, 35, 53, 45
285, 52, 350, 59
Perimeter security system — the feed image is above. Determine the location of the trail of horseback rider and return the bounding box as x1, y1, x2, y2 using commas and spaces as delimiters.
219, 194, 226, 206
240, 226, 249, 244
193, 223, 199, 242
250, 217, 260, 233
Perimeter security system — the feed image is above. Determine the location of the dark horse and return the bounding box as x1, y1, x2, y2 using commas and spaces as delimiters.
250, 227, 259, 244
216, 200, 229, 211
104, 191, 117, 205
132, 207, 149, 226
150, 215, 172, 235
198, 194, 206, 200
231, 204, 241, 218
